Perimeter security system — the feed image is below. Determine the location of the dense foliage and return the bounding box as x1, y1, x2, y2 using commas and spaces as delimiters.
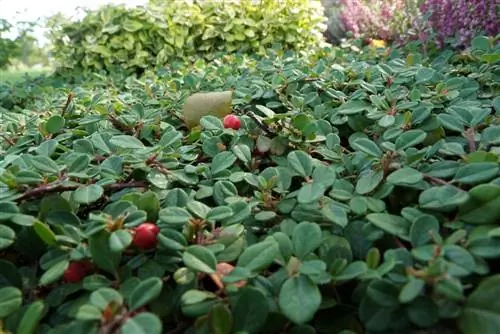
47, 0, 326, 74
0, 33, 499, 333
0, 19, 21, 70
421, 0, 499, 48
335, 0, 499, 48
337, 0, 419, 41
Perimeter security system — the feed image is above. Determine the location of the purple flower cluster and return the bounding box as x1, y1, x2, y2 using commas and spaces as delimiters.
420, 0, 499, 48
337, 0, 499, 48
338, 0, 409, 41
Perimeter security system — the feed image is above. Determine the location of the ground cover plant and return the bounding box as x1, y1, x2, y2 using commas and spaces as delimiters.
0, 30, 499, 334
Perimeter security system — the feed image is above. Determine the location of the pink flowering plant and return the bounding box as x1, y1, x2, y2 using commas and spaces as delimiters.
419, 0, 499, 48
337, 0, 499, 49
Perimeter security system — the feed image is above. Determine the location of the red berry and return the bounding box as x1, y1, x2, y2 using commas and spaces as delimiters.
223, 115, 241, 130
132, 223, 160, 250
63, 261, 88, 283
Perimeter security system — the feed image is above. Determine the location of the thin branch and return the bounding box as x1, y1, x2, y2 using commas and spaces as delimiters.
0, 134, 16, 146
61, 92, 74, 117
423, 174, 452, 186
245, 110, 276, 136
108, 114, 135, 135
17, 180, 148, 202
464, 128, 476, 152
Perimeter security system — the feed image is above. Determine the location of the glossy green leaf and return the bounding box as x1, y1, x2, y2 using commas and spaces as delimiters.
120, 312, 162, 334
279, 275, 321, 324
129, 277, 163, 311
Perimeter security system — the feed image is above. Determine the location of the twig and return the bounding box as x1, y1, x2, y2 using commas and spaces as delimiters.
61, 92, 74, 117
245, 110, 276, 136
0, 134, 16, 146
17, 180, 148, 202
423, 174, 452, 186
108, 114, 135, 135
394, 237, 407, 249
464, 128, 476, 152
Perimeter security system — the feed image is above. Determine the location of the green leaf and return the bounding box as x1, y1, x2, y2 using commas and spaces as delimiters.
72, 184, 104, 204
0, 224, 15, 250
351, 138, 383, 157
237, 239, 279, 272
39, 260, 68, 286
321, 201, 349, 228
33, 221, 57, 246
387, 167, 423, 186
367, 280, 399, 307
206, 206, 234, 222
279, 275, 321, 324
407, 297, 439, 328
459, 274, 500, 333
287, 150, 313, 177
459, 184, 500, 224
336, 100, 370, 115
399, 277, 426, 303
415, 68, 435, 84
0, 259, 23, 289
297, 182, 325, 204
138, 191, 160, 222
75, 304, 102, 320
187, 200, 211, 219
395, 129, 426, 150
110, 135, 145, 149
211, 151, 237, 175
292, 221, 322, 260
0, 287, 22, 318
233, 287, 269, 332
471, 35, 490, 51
17, 300, 45, 334
46, 115, 65, 134
333, 261, 368, 281
410, 214, 440, 247
109, 230, 133, 253
129, 277, 163, 311
356, 169, 384, 195
183, 245, 217, 274
90, 288, 123, 310
454, 163, 499, 184
89, 231, 121, 276
419, 186, 469, 211
200, 115, 223, 130
366, 213, 410, 239
121, 312, 162, 334
232, 144, 252, 165
208, 303, 233, 334
0, 202, 20, 221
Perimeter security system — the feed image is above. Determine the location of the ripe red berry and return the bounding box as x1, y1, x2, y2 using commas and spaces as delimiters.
63, 261, 88, 283
223, 115, 241, 130
132, 223, 160, 250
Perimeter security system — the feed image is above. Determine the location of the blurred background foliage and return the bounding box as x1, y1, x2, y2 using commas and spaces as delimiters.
0, 0, 498, 79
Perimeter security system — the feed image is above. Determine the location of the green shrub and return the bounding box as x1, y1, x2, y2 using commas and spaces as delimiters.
1, 37, 500, 333
0, 19, 22, 70
47, 0, 327, 74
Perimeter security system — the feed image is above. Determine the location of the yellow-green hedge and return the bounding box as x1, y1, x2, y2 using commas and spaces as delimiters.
47, 0, 327, 74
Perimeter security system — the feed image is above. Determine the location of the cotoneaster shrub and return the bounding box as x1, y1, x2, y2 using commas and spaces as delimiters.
0, 36, 499, 333
47, 0, 327, 75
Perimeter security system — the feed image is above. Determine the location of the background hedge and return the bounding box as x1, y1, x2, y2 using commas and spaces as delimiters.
47, 0, 327, 74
